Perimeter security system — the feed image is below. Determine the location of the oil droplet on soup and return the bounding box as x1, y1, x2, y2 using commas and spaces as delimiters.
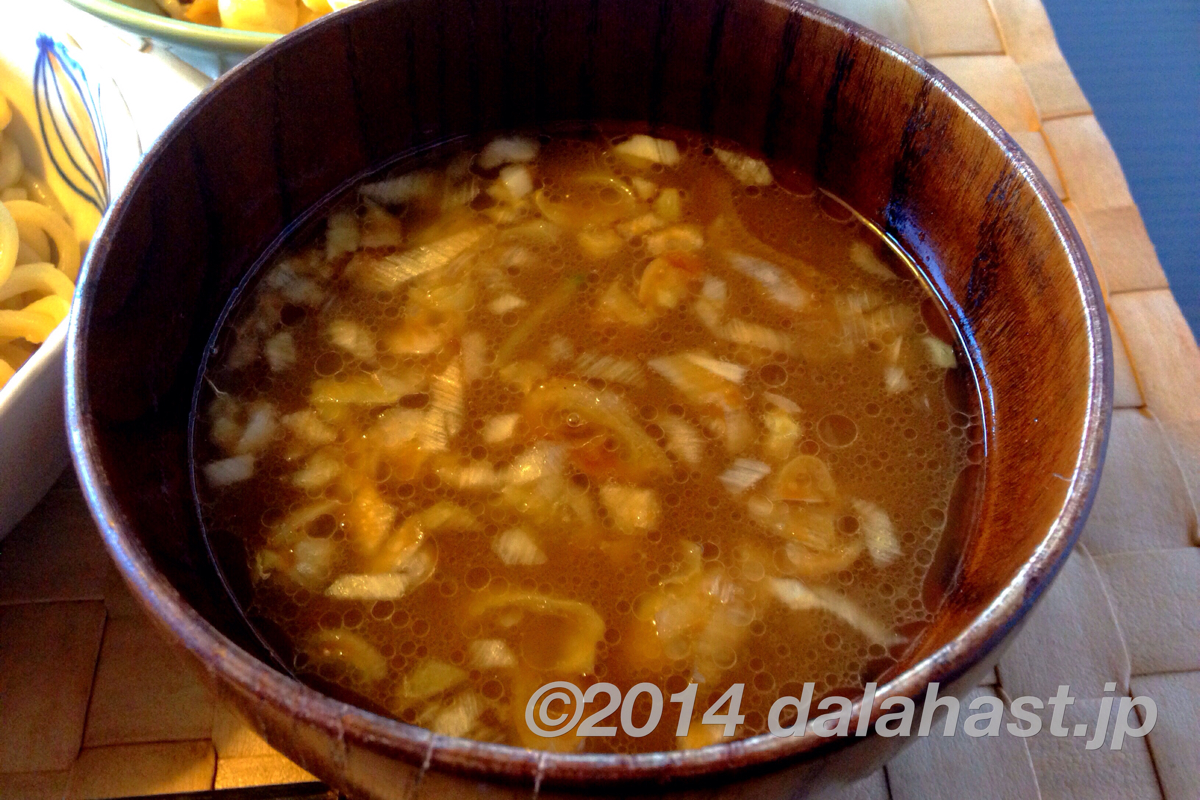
195, 130, 978, 754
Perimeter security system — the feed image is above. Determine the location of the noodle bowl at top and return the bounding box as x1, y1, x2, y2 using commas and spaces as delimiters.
0, 92, 81, 391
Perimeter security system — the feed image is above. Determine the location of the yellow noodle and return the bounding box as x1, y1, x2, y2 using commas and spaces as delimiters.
0, 187, 28, 202
15, 219, 51, 263
156, 0, 188, 18
0, 135, 22, 191
0, 263, 75, 302
18, 174, 68, 220
0, 201, 16, 287
0, 339, 34, 366
0, 340, 32, 389
0, 95, 11, 131
16, 241, 41, 266
4, 200, 80, 280
217, 0, 299, 33
0, 294, 70, 343
150, 0, 367, 33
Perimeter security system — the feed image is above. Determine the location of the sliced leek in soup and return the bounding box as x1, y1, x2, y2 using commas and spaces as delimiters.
195, 129, 980, 754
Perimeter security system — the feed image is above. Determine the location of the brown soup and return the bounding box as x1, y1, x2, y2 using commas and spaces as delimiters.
194, 129, 980, 754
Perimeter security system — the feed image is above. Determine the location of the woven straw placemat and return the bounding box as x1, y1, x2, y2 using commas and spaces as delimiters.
1, 0, 1197, 797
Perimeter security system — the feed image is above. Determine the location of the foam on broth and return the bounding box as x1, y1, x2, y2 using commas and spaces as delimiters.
193, 129, 981, 754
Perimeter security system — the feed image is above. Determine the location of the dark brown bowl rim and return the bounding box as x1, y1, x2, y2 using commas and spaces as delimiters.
65, 0, 1112, 789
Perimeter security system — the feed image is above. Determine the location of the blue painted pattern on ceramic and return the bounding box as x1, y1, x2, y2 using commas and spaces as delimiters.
33, 34, 109, 212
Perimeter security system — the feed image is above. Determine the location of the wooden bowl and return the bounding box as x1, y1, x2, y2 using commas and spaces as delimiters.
65, 0, 1111, 796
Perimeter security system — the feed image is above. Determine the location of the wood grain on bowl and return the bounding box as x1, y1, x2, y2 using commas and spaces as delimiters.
65, 0, 1110, 796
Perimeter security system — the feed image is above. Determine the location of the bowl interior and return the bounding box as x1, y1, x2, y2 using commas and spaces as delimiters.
67, 0, 1110, 792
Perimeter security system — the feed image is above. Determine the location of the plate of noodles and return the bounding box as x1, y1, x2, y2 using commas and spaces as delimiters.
59, 0, 920, 63
61, 0, 365, 56
0, 10, 141, 538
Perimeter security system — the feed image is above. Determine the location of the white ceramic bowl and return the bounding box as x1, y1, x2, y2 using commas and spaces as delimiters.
0, 11, 142, 538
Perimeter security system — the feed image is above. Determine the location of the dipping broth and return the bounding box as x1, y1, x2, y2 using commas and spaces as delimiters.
194, 130, 979, 754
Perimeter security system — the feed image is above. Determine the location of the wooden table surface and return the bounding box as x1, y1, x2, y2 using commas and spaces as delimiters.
1, 0, 1197, 797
